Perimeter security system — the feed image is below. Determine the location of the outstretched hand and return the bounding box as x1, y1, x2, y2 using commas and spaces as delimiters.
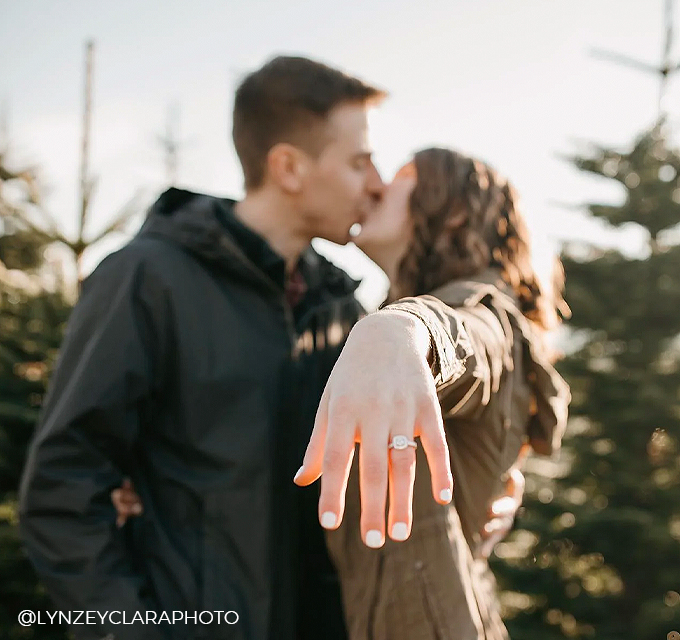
294, 310, 454, 548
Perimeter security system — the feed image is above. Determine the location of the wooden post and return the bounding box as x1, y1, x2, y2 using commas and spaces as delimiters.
77, 40, 94, 283
158, 102, 180, 185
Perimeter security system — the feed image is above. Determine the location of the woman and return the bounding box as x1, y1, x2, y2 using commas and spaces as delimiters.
113, 147, 569, 639
322, 147, 570, 640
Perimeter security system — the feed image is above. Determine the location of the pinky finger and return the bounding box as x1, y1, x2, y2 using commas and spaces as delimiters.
417, 399, 453, 504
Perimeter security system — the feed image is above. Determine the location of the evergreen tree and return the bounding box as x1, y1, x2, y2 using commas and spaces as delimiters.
0, 85, 141, 630
0, 160, 72, 638
0, 275, 72, 640
495, 122, 680, 640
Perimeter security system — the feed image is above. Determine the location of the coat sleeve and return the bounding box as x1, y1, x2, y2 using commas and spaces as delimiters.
18, 247, 167, 640
380, 295, 476, 389
383, 292, 518, 419
383, 290, 570, 453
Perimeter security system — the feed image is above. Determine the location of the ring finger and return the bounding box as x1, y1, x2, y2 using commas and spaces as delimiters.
387, 436, 417, 542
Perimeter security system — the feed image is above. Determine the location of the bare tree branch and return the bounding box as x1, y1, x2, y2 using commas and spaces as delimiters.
86, 189, 145, 246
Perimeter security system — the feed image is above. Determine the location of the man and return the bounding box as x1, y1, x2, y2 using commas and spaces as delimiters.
19, 56, 470, 640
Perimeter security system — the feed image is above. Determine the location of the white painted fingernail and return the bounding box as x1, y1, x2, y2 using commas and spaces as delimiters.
391, 522, 409, 541
320, 512, 337, 529
440, 488, 453, 503
366, 530, 383, 548
293, 466, 304, 482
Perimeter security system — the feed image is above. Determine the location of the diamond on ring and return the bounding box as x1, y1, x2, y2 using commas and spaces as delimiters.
388, 435, 417, 450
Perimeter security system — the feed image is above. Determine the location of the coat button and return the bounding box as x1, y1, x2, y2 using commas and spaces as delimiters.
414, 560, 424, 570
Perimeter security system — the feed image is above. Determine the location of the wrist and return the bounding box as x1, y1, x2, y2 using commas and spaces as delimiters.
365, 309, 432, 364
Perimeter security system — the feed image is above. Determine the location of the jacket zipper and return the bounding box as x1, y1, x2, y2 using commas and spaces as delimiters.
218, 237, 299, 349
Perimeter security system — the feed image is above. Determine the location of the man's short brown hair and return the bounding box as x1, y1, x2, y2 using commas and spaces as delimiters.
232, 56, 386, 190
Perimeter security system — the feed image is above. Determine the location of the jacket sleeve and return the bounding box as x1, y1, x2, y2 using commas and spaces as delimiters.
18, 247, 167, 640
383, 291, 570, 455
383, 292, 518, 425
380, 295, 475, 388
415, 294, 515, 418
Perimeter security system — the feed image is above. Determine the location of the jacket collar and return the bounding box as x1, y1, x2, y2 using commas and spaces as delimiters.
140, 188, 360, 303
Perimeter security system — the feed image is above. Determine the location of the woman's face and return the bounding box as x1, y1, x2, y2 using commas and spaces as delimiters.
354, 161, 417, 265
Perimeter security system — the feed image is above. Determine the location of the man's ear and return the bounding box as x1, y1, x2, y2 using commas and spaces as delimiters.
266, 143, 308, 194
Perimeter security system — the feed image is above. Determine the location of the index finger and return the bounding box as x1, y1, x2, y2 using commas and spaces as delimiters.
294, 389, 330, 486
316, 396, 359, 531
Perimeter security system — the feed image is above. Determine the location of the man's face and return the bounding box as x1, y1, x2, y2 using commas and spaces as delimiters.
299, 103, 384, 245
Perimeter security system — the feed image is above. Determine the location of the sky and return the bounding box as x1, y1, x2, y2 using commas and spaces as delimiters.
1, 0, 675, 309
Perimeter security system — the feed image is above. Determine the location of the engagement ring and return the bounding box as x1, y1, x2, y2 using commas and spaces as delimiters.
388, 435, 417, 451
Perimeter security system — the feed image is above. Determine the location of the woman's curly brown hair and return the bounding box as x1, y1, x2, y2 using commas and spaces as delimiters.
392, 148, 568, 331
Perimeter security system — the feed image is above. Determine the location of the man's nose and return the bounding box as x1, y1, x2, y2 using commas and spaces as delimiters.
366, 160, 385, 197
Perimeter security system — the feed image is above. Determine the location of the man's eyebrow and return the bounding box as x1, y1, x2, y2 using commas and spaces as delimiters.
353, 151, 373, 161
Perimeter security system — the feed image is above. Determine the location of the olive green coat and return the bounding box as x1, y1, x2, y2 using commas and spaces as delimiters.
326, 269, 570, 640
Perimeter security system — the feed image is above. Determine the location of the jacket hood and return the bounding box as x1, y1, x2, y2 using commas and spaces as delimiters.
139, 188, 360, 302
